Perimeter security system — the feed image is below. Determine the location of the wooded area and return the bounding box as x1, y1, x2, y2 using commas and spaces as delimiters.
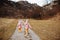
0, 0, 60, 19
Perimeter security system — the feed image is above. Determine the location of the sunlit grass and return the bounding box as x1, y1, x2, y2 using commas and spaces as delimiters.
0, 18, 18, 40
29, 15, 60, 40
0, 14, 60, 40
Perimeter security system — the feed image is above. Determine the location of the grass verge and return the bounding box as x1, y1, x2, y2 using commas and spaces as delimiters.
29, 15, 60, 40
0, 18, 18, 40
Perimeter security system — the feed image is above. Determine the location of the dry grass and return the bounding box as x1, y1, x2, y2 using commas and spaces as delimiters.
0, 14, 60, 40
29, 14, 60, 40
0, 18, 18, 40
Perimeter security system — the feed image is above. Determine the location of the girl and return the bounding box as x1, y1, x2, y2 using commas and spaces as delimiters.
17, 20, 23, 32
24, 19, 32, 36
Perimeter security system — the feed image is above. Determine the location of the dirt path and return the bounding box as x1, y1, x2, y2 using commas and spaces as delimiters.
9, 20, 40, 40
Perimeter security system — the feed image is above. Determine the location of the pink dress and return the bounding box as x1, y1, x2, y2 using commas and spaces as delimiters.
17, 20, 22, 29
25, 23, 31, 29
18, 24, 22, 28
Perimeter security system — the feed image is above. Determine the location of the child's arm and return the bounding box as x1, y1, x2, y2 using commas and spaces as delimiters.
28, 23, 32, 29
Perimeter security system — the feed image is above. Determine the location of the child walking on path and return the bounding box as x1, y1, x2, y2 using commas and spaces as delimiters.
17, 20, 23, 32
24, 19, 32, 36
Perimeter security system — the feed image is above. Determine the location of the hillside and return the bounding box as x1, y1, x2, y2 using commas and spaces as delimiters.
0, 0, 43, 19
0, 0, 60, 19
